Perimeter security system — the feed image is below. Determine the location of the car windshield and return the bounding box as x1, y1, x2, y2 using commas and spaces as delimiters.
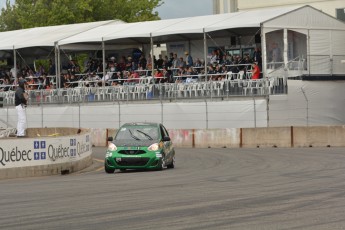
115, 126, 159, 141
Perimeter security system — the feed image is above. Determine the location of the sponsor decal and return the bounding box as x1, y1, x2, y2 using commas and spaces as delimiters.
34, 141, 47, 161
0, 135, 91, 167
70, 148, 77, 157
0, 147, 32, 166
77, 140, 90, 156
47, 144, 69, 161
70, 138, 76, 146
70, 138, 76, 158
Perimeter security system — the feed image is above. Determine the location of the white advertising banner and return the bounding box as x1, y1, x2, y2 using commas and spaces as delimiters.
0, 133, 91, 169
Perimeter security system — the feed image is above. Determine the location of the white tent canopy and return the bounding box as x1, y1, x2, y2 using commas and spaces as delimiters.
1, 5, 344, 51
0, 20, 123, 50
1, 5, 344, 78
57, 6, 301, 47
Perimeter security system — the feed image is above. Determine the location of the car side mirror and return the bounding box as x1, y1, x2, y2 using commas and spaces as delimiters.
107, 137, 113, 141
162, 136, 171, 142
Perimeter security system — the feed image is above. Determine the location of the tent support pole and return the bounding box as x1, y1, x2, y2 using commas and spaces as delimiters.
54, 42, 60, 88
283, 29, 288, 68
203, 29, 207, 81
55, 43, 63, 88
307, 29, 310, 76
150, 33, 154, 76
102, 39, 106, 87
13, 46, 17, 84
261, 24, 267, 78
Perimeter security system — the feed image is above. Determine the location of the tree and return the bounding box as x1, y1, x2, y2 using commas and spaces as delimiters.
0, 0, 21, 31
0, 0, 163, 31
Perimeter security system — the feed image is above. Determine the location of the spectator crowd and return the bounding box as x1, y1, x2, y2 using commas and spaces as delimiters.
0, 47, 262, 92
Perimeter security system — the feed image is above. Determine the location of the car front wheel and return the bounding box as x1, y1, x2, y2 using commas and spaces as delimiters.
105, 163, 115, 174
157, 155, 166, 170
167, 157, 175, 169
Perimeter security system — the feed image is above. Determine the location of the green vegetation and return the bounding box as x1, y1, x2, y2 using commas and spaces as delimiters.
0, 0, 163, 31
34, 59, 50, 73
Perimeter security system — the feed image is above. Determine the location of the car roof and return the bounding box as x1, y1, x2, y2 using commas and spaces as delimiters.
121, 122, 161, 127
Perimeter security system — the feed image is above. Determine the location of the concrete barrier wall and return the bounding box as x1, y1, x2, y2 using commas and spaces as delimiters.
99, 126, 345, 148
293, 126, 345, 147
3, 126, 342, 179
0, 128, 92, 180
242, 127, 292, 148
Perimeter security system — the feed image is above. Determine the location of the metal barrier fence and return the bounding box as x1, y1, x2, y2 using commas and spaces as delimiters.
1, 80, 344, 130
0, 78, 287, 106
0, 99, 268, 130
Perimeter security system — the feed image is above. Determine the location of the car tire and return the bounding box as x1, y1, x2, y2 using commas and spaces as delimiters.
167, 157, 175, 169
104, 163, 115, 174
158, 155, 166, 170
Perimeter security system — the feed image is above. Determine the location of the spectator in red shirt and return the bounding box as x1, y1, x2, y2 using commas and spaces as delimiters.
252, 62, 260, 80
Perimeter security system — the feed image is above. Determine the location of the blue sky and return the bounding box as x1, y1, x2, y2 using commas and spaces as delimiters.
1, 0, 213, 19
156, 0, 213, 19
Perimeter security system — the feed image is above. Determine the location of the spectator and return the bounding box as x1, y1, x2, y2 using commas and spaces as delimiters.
210, 50, 218, 64
162, 67, 172, 83
251, 62, 260, 80
117, 56, 126, 72
208, 64, 216, 81
152, 55, 157, 69
107, 57, 116, 72
178, 57, 186, 68
154, 69, 163, 83
156, 54, 164, 69
253, 47, 262, 70
172, 53, 178, 69
128, 71, 140, 84
147, 56, 153, 70
162, 55, 169, 69
0, 78, 11, 91
125, 56, 133, 71
42, 74, 50, 89
185, 51, 193, 67
168, 52, 174, 68
101, 71, 112, 85
139, 55, 147, 69
15, 79, 28, 137
221, 64, 228, 74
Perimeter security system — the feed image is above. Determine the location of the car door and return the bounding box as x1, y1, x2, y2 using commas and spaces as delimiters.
160, 124, 174, 163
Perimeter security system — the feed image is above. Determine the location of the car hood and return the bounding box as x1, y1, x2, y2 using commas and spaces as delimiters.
113, 139, 159, 147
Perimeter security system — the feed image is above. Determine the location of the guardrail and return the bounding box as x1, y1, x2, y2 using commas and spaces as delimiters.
0, 78, 288, 106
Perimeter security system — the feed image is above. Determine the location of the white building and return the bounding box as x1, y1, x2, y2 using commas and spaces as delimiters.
214, 0, 345, 21
213, 0, 237, 14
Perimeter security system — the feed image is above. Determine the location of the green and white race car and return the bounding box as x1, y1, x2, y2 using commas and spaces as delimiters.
105, 122, 175, 173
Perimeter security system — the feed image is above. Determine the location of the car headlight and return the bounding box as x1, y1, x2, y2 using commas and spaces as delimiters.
148, 143, 159, 151
105, 151, 112, 158
108, 143, 117, 151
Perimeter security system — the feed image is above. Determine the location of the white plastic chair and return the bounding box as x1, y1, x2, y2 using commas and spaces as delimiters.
94, 87, 106, 101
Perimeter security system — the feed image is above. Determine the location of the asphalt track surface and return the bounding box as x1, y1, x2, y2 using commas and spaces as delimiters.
1, 147, 345, 230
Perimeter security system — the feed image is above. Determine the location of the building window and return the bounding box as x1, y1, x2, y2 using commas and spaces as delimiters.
336, 8, 345, 22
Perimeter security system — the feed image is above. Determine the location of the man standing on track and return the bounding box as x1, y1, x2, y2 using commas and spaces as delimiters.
15, 79, 28, 137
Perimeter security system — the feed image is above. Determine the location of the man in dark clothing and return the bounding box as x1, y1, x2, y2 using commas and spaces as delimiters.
15, 79, 28, 137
